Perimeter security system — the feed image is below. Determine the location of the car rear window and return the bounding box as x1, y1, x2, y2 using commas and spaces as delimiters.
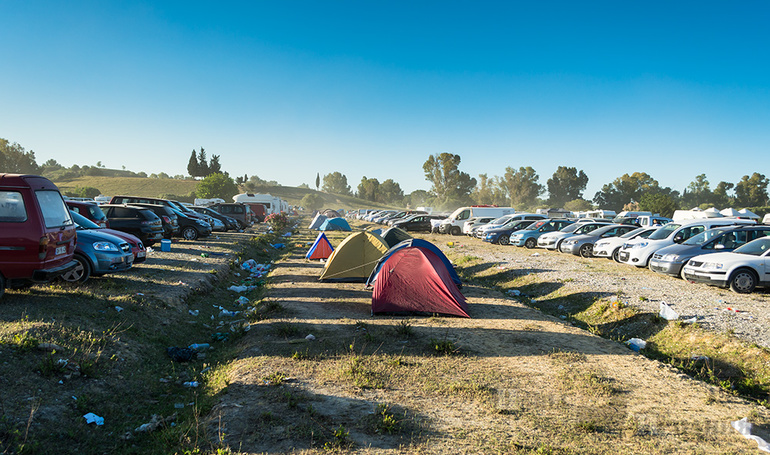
0, 191, 27, 222
139, 210, 159, 221
36, 190, 73, 228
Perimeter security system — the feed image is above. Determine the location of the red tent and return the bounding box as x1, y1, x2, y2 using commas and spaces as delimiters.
372, 247, 469, 318
306, 232, 334, 260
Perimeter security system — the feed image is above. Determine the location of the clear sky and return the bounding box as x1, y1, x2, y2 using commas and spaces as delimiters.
2, 1, 769, 200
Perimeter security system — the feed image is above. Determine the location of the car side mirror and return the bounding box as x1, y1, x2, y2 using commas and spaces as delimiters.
673, 234, 684, 243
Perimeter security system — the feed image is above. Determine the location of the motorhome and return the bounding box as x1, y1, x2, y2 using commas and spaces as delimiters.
232, 193, 287, 216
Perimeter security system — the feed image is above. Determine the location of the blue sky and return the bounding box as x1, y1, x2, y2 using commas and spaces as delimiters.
2, 1, 769, 200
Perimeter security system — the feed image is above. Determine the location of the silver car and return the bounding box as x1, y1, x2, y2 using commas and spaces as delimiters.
593, 227, 659, 261
559, 224, 640, 257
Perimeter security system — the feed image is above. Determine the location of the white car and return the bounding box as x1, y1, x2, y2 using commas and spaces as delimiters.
537, 221, 611, 250
463, 217, 495, 235
618, 218, 757, 267
593, 226, 659, 261
682, 236, 770, 293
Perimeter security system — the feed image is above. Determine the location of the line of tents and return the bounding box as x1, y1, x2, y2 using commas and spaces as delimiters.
305, 228, 469, 318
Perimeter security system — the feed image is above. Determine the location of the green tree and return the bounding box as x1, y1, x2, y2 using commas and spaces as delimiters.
503, 166, 543, 209
712, 181, 734, 208
546, 166, 589, 208
300, 193, 324, 210
405, 190, 431, 208
638, 192, 679, 218
682, 174, 712, 208
356, 177, 379, 202
208, 154, 222, 175
471, 174, 496, 205
187, 150, 199, 177
593, 172, 660, 212
422, 153, 476, 208
196, 173, 238, 200
378, 179, 404, 204
563, 198, 594, 213
734, 173, 769, 207
65, 186, 102, 199
196, 148, 209, 177
0, 139, 39, 173
322, 172, 351, 195
315, 173, 320, 191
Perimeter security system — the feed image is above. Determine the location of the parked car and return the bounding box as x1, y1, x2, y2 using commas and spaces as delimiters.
538, 221, 613, 250
482, 219, 534, 245
70, 210, 146, 264
0, 174, 78, 297
100, 204, 165, 246
593, 226, 659, 261
474, 214, 520, 239
510, 219, 575, 248
109, 195, 214, 230
384, 211, 427, 226
391, 214, 444, 232
462, 216, 496, 235
127, 203, 180, 239
209, 203, 252, 229
682, 236, 770, 293
558, 224, 639, 257
171, 208, 213, 240
649, 226, 770, 279
618, 218, 757, 268
190, 206, 239, 230
66, 200, 108, 228
61, 224, 134, 283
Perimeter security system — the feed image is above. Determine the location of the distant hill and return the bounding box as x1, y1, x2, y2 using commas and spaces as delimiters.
52, 176, 397, 211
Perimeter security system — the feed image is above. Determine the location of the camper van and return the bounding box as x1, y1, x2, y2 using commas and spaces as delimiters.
438, 206, 516, 235
233, 193, 287, 216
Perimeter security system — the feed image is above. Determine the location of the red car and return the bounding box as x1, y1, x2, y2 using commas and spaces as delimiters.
70, 211, 147, 264
66, 200, 109, 228
0, 174, 78, 297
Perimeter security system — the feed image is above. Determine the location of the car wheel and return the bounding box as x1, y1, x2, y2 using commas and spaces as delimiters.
579, 243, 593, 258
679, 266, 689, 281
524, 238, 537, 249
612, 248, 622, 262
182, 226, 199, 241
555, 239, 564, 251
61, 255, 91, 284
498, 234, 510, 245
450, 226, 462, 236
729, 268, 757, 293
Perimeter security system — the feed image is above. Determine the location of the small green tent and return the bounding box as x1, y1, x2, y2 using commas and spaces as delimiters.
319, 231, 389, 282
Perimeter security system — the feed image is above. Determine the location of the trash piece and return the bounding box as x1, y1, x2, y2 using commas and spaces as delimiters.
732, 417, 770, 452
37, 342, 64, 352
682, 316, 697, 324
659, 302, 679, 321
115, 306, 123, 312
183, 381, 199, 388
236, 296, 249, 306
83, 412, 105, 426
135, 415, 161, 432
691, 355, 710, 362
305, 334, 316, 341
136, 293, 144, 296
726, 307, 742, 313
201, 253, 209, 258
270, 243, 285, 249
506, 290, 521, 297
174, 403, 185, 409
626, 338, 647, 352
532, 253, 540, 257
447, 242, 455, 248
166, 347, 197, 362
188, 310, 199, 316
219, 309, 240, 317
188, 343, 210, 351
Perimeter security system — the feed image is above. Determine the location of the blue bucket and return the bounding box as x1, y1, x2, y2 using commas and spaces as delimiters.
160, 239, 171, 252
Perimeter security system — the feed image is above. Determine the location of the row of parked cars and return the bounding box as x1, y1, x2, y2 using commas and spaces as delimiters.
350, 209, 447, 233
0, 174, 254, 297
440, 211, 770, 294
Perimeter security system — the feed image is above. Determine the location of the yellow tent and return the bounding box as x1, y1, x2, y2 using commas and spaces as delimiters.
319, 231, 389, 282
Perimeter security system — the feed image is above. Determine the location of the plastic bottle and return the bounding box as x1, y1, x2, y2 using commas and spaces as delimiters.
183, 381, 199, 388
188, 343, 210, 351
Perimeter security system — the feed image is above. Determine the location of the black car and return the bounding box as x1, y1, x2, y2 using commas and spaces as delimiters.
189, 206, 239, 231
100, 204, 164, 246
170, 208, 213, 241
392, 214, 445, 233
128, 203, 181, 239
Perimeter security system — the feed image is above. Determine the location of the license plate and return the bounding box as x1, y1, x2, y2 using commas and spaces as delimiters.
55, 246, 66, 255
137, 251, 146, 258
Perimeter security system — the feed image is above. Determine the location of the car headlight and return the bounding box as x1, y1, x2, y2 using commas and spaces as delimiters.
564, 240, 577, 245
631, 242, 648, 249
661, 254, 680, 262
93, 241, 119, 252
595, 241, 609, 248
702, 262, 724, 270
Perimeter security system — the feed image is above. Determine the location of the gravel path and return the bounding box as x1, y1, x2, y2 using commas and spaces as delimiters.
425, 233, 770, 349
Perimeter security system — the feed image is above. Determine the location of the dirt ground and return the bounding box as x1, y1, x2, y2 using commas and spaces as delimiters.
209, 227, 770, 454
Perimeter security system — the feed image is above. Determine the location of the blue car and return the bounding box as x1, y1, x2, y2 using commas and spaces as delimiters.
60, 229, 134, 283
509, 219, 575, 248
483, 219, 538, 245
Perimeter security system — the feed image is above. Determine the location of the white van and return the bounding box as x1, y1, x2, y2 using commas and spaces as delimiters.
439, 206, 516, 235
618, 218, 757, 267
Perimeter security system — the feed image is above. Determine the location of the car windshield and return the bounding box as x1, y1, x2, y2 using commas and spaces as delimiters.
491, 215, 512, 224
620, 227, 646, 239
648, 223, 681, 240
70, 210, 100, 229
36, 190, 74, 228
525, 220, 547, 230
558, 223, 581, 233
733, 237, 770, 256
683, 228, 729, 246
